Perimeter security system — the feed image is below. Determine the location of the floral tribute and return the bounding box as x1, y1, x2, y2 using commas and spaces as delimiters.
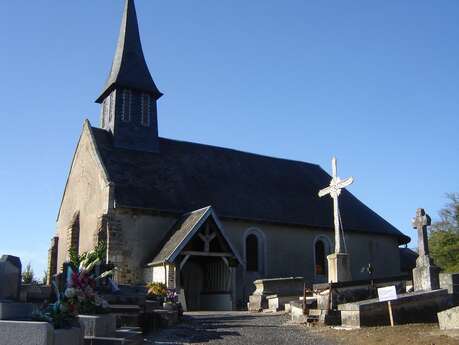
33, 246, 113, 329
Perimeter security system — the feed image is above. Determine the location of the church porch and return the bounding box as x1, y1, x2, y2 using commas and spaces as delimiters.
144, 207, 242, 311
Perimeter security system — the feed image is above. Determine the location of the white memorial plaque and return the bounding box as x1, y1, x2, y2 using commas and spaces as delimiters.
378, 285, 397, 302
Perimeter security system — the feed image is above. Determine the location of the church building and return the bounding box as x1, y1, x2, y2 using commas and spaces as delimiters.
49, 0, 410, 310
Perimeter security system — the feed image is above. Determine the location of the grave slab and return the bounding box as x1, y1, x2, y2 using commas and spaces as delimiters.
338, 289, 451, 328
438, 306, 459, 330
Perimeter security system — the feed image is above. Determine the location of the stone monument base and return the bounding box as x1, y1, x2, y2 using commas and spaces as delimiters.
327, 253, 352, 283
413, 255, 440, 291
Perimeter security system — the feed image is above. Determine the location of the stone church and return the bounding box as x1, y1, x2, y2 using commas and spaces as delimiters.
48, 0, 410, 310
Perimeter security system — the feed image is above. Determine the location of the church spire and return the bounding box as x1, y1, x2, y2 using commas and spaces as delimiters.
96, 0, 162, 153
96, 0, 162, 103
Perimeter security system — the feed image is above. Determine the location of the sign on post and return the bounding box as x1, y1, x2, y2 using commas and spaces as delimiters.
377, 286, 397, 327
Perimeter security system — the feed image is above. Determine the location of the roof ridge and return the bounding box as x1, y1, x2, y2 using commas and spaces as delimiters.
158, 136, 322, 169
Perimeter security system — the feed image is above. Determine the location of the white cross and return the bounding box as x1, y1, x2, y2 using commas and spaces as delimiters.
318, 157, 354, 254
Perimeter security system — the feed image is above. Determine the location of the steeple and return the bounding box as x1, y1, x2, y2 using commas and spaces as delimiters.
96, 0, 162, 152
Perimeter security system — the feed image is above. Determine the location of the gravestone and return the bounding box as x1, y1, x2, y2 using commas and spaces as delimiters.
411, 209, 440, 291
0, 255, 33, 320
0, 255, 22, 301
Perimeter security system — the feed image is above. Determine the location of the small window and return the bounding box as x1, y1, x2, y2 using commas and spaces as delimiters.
141, 93, 151, 127
246, 234, 259, 272
121, 89, 132, 122
315, 240, 326, 275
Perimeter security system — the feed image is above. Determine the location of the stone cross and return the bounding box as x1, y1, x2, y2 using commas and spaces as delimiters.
412, 208, 431, 257
318, 157, 354, 254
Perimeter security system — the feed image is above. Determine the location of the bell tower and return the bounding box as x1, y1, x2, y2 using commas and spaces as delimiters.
96, 0, 162, 152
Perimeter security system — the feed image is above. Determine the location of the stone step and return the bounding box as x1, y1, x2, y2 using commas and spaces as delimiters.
84, 327, 143, 345
308, 309, 322, 316
109, 305, 142, 328
306, 315, 320, 324
109, 305, 142, 314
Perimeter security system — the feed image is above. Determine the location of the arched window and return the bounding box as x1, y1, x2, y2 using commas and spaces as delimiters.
246, 234, 258, 272
313, 236, 331, 280
315, 240, 326, 275
141, 93, 151, 127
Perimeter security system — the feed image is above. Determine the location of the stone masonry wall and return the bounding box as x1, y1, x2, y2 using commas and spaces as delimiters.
56, 122, 111, 271
46, 236, 59, 285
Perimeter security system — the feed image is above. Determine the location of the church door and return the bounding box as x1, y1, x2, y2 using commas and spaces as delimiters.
181, 260, 204, 311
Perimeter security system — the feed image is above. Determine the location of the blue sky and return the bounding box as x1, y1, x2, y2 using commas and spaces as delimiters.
1, 1, 458, 277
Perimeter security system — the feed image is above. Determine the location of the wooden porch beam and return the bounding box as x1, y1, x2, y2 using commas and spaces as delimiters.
179, 254, 191, 270
180, 251, 233, 257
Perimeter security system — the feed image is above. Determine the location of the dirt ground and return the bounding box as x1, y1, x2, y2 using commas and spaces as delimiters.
307, 323, 459, 345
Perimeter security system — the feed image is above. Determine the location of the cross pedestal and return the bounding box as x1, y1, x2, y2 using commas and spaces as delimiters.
411, 208, 440, 291
413, 255, 440, 291
327, 253, 352, 283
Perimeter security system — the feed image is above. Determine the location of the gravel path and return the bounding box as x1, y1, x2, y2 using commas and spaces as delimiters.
145, 311, 337, 345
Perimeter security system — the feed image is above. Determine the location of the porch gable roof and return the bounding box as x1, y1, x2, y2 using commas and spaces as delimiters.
149, 206, 243, 266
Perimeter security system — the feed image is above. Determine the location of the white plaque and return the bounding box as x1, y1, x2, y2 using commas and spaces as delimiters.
378, 285, 397, 302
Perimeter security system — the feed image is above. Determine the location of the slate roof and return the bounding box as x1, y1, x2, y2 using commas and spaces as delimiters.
399, 248, 418, 273
152, 207, 209, 265
91, 126, 410, 245
96, 0, 162, 103
150, 206, 243, 265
